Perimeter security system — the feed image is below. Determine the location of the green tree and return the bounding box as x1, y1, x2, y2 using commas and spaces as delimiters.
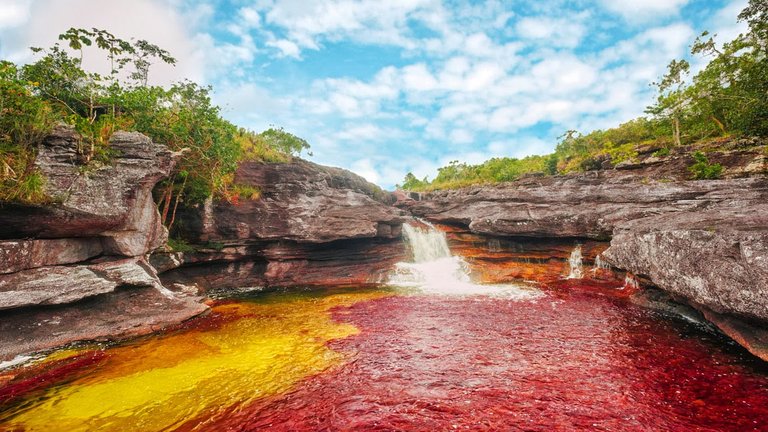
647, 59, 690, 147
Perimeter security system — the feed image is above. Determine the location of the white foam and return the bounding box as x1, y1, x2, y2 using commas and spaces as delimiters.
388, 221, 543, 300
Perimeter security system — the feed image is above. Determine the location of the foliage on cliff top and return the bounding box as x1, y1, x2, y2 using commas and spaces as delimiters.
400, 0, 768, 191
0, 28, 309, 209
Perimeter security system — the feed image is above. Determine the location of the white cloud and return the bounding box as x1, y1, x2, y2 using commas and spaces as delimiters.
335, 124, 385, 141
350, 158, 381, 184
449, 128, 474, 144
266, 38, 301, 58
515, 16, 586, 48
239, 7, 262, 28
260, 0, 433, 53
0, 0, 209, 84
0, 0, 32, 29
600, 0, 690, 20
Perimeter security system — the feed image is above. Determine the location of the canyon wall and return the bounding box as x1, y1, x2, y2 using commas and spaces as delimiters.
0, 126, 206, 360
156, 159, 407, 292
0, 129, 406, 361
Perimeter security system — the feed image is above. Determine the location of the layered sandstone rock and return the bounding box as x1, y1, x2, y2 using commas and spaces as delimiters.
161, 159, 407, 291
0, 127, 205, 361
177, 159, 403, 243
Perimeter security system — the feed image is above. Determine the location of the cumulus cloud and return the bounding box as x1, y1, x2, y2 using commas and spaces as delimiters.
3, 0, 733, 189
515, 16, 586, 48
599, 0, 690, 20
0, 0, 211, 84
0, 0, 32, 29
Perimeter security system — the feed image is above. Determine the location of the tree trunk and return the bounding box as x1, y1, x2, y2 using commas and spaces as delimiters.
159, 179, 174, 225
672, 116, 681, 147
167, 176, 187, 231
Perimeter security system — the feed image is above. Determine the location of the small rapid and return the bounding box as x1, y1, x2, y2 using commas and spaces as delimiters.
388, 221, 541, 299
567, 245, 583, 279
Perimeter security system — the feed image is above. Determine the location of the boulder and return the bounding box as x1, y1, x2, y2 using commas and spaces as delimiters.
602, 207, 768, 322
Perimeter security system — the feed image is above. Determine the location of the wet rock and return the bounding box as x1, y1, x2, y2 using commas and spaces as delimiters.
0, 257, 164, 311
700, 308, 768, 362
0, 286, 207, 361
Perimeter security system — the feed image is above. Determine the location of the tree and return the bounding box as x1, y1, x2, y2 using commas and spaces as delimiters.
647, 59, 690, 147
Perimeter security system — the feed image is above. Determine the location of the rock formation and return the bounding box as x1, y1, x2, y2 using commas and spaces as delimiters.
0, 126, 206, 360
159, 159, 407, 291
396, 153, 768, 360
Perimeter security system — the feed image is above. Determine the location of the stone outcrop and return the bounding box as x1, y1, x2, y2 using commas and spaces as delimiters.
162, 159, 407, 292
178, 159, 403, 243
398, 173, 767, 240
0, 126, 173, 252
0, 126, 205, 361
0, 285, 207, 361
396, 167, 768, 360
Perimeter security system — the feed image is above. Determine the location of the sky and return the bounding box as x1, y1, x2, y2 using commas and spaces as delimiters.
0, 0, 749, 189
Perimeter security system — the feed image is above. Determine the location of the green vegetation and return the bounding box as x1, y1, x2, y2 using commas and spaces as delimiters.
688, 151, 723, 180
0, 28, 309, 219
400, 156, 550, 191
401, 0, 767, 191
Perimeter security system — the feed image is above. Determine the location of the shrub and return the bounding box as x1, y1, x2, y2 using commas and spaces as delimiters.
688, 151, 723, 179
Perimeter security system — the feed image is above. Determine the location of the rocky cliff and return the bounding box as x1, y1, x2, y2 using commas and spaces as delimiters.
397, 154, 768, 360
157, 159, 406, 291
0, 130, 409, 361
0, 126, 206, 361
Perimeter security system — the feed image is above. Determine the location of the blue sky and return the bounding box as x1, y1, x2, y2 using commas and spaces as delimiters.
0, 0, 748, 188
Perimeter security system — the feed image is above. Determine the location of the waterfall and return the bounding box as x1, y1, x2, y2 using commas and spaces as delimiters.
567, 245, 583, 279
401, 223, 452, 262
623, 273, 640, 290
591, 254, 610, 274
388, 221, 542, 299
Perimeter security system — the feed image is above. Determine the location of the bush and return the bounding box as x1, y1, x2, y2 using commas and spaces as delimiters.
688, 151, 723, 179
0, 61, 57, 203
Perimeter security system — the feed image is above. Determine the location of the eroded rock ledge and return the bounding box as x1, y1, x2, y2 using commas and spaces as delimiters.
0, 126, 206, 360
396, 168, 768, 360
160, 159, 407, 292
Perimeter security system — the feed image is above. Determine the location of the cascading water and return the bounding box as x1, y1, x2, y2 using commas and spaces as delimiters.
623, 273, 640, 290
592, 254, 610, 273
567, 245, 583, 279
388, 221, 541, 299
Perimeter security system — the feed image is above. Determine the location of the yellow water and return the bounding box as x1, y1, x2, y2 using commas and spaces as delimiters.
0, 288, 389, 432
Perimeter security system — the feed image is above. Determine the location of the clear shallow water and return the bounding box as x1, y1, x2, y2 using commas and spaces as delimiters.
1, 284, 768, 431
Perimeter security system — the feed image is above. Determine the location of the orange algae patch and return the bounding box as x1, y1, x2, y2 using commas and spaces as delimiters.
0, 289, 389, 432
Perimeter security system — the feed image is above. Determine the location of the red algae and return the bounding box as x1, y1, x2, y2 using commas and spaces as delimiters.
0, 351, 107, 406
199, 283, 768, 432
